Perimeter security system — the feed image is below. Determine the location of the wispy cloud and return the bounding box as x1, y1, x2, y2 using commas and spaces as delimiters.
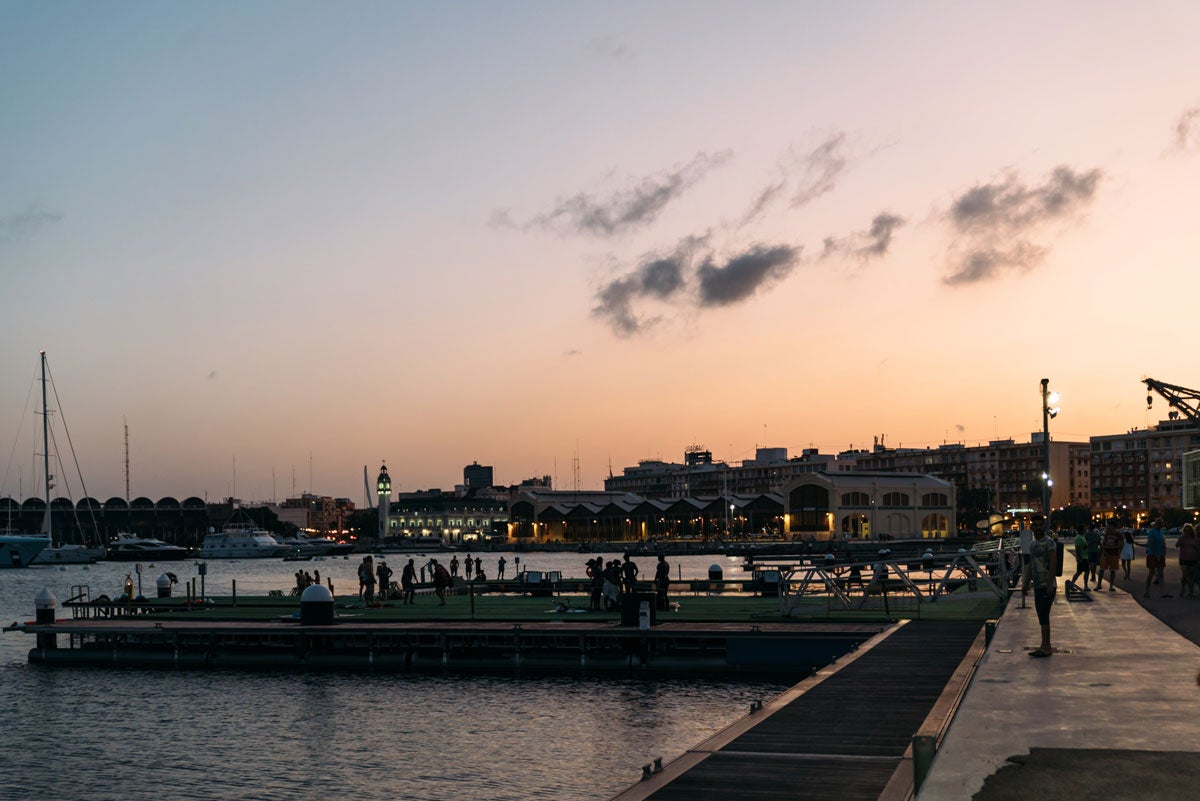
789, 132, 848, 208
942, 165, 1102, 285
1174, 105, 1200, 151
696, 244, 801, 307
501, 151, 733, 237
0, 206, 62, 242
821, 212, 906, 261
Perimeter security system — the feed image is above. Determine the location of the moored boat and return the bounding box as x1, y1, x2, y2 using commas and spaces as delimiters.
31, 541, 104, 565
0, 534, 50, 568
105, 532, 190, 561
201, 521, 286, 558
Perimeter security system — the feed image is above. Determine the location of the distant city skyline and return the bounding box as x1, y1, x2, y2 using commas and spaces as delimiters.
3, 2, 1199, 502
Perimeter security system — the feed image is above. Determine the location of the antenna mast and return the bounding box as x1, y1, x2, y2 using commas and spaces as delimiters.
40, 351, 52, 542
123, 416, 130, 501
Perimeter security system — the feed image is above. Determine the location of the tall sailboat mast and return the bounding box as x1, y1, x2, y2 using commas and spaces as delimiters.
40, 350, 52, 543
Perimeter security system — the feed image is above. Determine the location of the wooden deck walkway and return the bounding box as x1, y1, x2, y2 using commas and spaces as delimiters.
613, 620, 985, 801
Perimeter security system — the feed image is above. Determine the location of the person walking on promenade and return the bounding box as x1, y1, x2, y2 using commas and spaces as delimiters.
1177, 524, 1199, 597
1097, 520, 1123, 592
1120, 529, 1135, 580
1145, 519, 1171, 598
654, 554, 671, 611
1028, 514, 1057, 658
1085, 526, 1103, 585
433, 559, 451, 605
1070, 525, 1091, 591
401, 558, 417, 605
497, 556, 507, 580
450, 555, 459, 578
464, 554, 473, 579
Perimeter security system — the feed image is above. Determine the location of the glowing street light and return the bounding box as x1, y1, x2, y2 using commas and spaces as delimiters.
1040, 379, 1060, 518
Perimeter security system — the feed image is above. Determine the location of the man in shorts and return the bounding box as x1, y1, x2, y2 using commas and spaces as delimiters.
1096, 520, 1123, 592
1144, 519, 1170, 599
1028, 515, 1057, 657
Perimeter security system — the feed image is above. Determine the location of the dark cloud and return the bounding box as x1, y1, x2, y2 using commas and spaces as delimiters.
950, 166, 1101, 233
944, 243, 1045, 285
955, 424, 965, 433
822, 212, 906, 261
1175, 106, 1200, 150
0, 207, 62, 242
697, 245, 800, 307
208, 370, 217, 380
591, 237, 705, 336
564, 349, 582, 358
943, 166, 1102, 285
790, 133, 848, 208
516, 151, 732, 237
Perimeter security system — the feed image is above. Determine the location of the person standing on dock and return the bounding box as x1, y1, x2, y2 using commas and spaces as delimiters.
1028, 514, 1057, 658
621, 554, 640, 593
401, 558, 417, 604
357, 556, 373, 601
464, 554, 473, 579
377, 560, 393, 601
603, 560, 622, 610
450, 555, 459, 578
362, 555, 377, 604
497, 556, 507, 580
654, 554, 670, 611
433, 559, 451, 605
474, 556, 482, 578
588, 558, 604, 611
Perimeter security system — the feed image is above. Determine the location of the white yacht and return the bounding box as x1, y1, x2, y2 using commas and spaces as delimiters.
201, 522, 287, 559
0, 534, 50, 568
31, 541, 105, 565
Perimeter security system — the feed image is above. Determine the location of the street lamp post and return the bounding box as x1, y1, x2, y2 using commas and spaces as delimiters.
1040, 379, 1060, 520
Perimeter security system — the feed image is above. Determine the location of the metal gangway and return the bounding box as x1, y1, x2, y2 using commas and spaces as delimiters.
773, 537, 1022, 616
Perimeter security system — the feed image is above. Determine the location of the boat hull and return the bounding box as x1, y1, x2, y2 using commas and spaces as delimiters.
31, 545, 105, 565
105, 548, 190, 562
0, 536, 51, 568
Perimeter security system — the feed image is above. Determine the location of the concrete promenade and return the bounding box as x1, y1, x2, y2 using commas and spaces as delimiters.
918, 547, 1200, 800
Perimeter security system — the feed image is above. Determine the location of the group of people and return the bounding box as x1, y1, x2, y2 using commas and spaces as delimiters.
293, 569, 322, 593
1030, 516, 1197, 660
585, 553, 672, 611
356, 555, 457, 605
1067, 518, 1198, 598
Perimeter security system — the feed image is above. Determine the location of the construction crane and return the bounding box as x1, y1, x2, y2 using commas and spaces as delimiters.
1144, 378, 1200, 422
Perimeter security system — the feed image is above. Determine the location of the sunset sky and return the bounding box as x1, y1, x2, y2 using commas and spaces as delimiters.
3, 1, 1199, 504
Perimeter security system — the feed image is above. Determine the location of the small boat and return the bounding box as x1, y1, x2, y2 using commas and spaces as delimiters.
106, 532, 190, 561
201, 519, 287, 558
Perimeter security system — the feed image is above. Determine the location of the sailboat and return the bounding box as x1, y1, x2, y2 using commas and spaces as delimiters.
4, 351, 104, 566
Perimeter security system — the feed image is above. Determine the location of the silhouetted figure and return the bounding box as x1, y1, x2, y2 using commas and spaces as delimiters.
377, 561, 393, 600
401, 558, 417, 604
654, 554, 670, 611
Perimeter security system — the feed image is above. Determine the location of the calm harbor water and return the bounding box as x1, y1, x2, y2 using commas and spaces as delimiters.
1, 552, 792, 801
